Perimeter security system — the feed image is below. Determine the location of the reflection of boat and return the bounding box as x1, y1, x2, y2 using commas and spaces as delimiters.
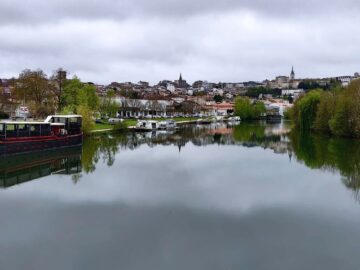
0, 146, 82, 189
159, 120, 177, 130
197, 118, 215, 124
135, 120, 160, 131
0, 115, 83, 156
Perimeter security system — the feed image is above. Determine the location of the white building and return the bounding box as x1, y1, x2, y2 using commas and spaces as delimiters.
281, 89, 305, 98
337, 76, 352, 87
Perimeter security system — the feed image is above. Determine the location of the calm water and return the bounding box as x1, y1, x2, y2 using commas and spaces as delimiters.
1, 122, 360, 270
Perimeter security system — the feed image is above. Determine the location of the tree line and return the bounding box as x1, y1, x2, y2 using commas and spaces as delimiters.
6, 69, 119, 133
289, 79, 360, 138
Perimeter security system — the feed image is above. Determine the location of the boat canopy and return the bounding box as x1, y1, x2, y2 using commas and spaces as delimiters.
45, 115, 82, 135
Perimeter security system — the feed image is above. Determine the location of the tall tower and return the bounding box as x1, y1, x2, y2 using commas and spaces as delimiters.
290, 66, 295, 80
178, 73, 184, 88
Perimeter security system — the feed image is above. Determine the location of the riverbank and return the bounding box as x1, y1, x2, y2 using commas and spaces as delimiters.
89, 118, 201, 134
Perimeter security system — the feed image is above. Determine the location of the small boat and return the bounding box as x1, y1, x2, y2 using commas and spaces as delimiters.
228, 116, 241, 122
159, 120, 177, 130
214, 116, 225, 121
0, 115, 83, 156
135, 120, 160, 131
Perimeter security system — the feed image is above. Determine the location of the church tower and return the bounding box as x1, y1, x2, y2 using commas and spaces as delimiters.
177, 73, 186, 88
290, 66, 295, 80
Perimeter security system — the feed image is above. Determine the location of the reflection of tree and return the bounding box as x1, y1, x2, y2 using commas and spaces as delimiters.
290, 129, 360, 202
82, 133, 128, 173
81, 123, 291, 174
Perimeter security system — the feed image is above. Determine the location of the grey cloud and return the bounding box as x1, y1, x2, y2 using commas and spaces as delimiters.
0, 1, 359, 84
0, 0, 360, 24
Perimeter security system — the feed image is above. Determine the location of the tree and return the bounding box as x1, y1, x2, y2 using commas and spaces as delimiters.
78, 84, 99, 111
291, 89, 322, 131
329, 79, 360, 137
313, 91, 336, 134
77, 105, 95, 135
14, 69, 56, 118
234, 97, 265, 120
50, 68, 67, 111
100, 90, 119, 118
213, 95, 223, 103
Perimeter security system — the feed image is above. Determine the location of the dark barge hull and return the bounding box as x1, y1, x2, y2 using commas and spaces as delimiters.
0, 134, 82, 156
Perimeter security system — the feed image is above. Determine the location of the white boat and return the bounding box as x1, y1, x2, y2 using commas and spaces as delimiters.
214, 116, 224, 121
135, 120, 160, 131
228, 116, 241, 121
159, 120, 177, 130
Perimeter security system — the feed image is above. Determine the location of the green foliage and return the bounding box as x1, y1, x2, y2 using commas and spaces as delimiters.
290, 79, 360, 138
234, 97, 266, 120
213, 95, 223, 103
298, 79, 341, 91
100, 90, 119, 118
62, 76, 99, 110
113, 121, 128, 131
77, 105, 95, 135
292, 89, 322, 131
313, 91, 336, 134
329, 79, 360, 138
245, 87, 281, 98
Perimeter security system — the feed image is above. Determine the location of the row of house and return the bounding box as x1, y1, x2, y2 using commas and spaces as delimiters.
113, 96, 234, 118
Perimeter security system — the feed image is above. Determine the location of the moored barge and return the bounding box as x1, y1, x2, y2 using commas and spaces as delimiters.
0, 115, 83, 156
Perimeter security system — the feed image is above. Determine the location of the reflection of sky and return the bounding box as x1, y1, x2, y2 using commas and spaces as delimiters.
1, 143, 355, 214
1, 143, 360, 269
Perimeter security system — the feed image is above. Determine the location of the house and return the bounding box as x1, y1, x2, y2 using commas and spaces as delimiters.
204, 103, 234, 116
281, 89, 304, 98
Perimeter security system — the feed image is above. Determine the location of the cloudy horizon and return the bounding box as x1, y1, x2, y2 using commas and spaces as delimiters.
0, 0, 359, 85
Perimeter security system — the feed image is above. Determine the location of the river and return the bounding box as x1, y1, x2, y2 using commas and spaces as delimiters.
0, 121, 359, 270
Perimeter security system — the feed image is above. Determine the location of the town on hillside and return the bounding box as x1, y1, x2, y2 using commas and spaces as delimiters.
0, 67, 359, 120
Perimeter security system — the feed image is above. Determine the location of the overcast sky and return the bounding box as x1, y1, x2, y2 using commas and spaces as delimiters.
0, 0, 359, 85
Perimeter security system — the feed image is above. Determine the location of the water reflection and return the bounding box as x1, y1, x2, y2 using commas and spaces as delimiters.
0, 146, 82, 188
2, 122, 360, 201
1, 122, 360, 270
290, 130, 360, 201
81, 121, 292, 173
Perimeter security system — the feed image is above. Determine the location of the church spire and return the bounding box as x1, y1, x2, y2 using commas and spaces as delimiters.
290, 66, 295, 80
179, 73, 183, 81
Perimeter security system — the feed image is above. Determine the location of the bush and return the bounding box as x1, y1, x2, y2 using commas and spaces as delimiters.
77, 105, 95, 135
313, 91, 336, 134
292, 90, 322, 131
113, 121, 128, 131
234, 97, 265, 120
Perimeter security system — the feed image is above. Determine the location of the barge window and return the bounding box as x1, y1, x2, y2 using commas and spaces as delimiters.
17, 124, 29, 137
41, 124, 51, 136
30, 125, 41, 136
6, 124, 16, 137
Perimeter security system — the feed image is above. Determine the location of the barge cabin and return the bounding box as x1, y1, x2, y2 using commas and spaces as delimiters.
0, 115, 82, 155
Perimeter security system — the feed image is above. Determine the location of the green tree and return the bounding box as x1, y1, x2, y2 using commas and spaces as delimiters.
291, 89, 322, 131
234, 97, 253, 120
213, 95, 223, 103
313, 91, 336, 134
77, 105, 95, 135
329, 79, 360, 138
234, 97, 265, 120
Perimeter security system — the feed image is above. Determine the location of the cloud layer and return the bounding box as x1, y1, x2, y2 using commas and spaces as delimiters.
0, 0, 359, 84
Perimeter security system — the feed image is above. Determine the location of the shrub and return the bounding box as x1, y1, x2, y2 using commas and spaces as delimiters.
77, 105, 95, 135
